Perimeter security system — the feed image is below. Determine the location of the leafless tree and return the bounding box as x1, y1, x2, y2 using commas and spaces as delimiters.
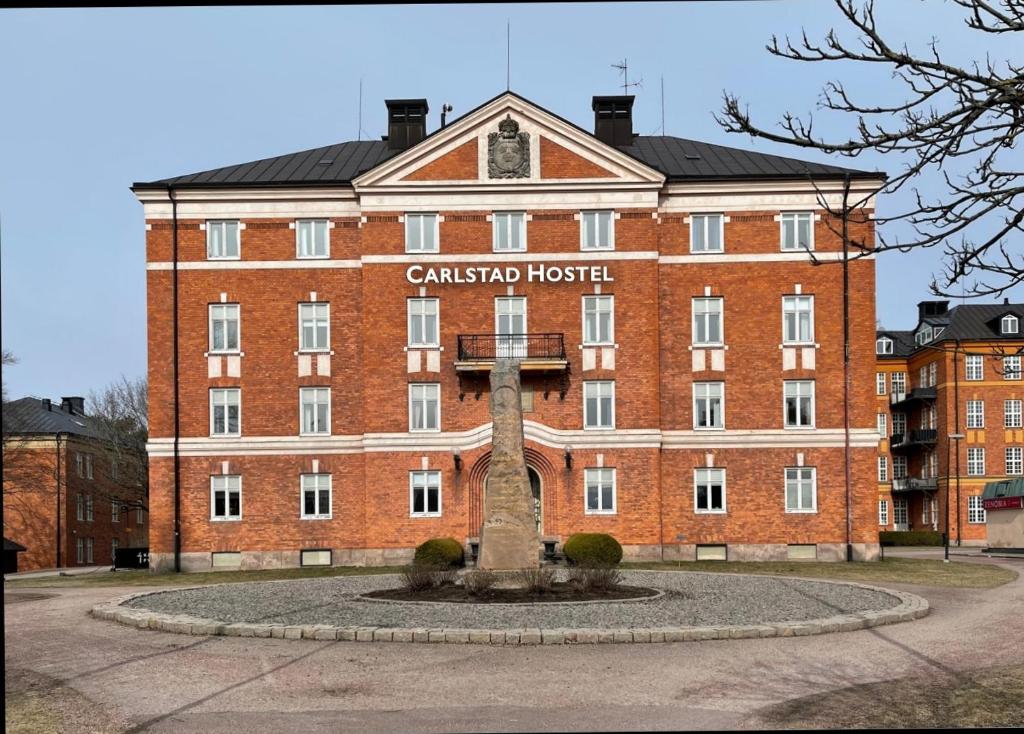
716, 0, 1023, 298
87, 376, 148, 512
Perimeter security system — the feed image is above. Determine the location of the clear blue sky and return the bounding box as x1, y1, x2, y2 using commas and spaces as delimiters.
2, 2, 1020, 400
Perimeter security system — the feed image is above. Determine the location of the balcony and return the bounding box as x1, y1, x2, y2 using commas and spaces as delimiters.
891, 477, 938, 492
890, 386, 937, 408
890, 429, 938, 451
454, 333, 568, 373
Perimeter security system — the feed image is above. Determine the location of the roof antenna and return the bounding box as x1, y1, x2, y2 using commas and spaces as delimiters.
441, 103, 453, 129
506, 20, 511, 91
357, 78, 363, 141
660, 75, 665, 135
612, 58, 642, 95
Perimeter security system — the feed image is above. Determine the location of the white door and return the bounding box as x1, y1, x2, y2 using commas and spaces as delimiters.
495, 297, 526, 358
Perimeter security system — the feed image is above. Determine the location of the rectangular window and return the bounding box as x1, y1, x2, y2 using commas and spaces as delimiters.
694, 468, 726, 513
780, 211, 813, 251
209, 304, 240, 353
207, 220, 240, 259
893, 412, 907, 437
878, 413, 887, 437
585, 467, 616, 514
111, 538, 118, 564
878, 456, 888, 482
1005, 400, 1022, 428
409, 383, 440, 432
891, 372, 906, 397
967, 447, 985, 476
584, 381, 615, 429
85, 538, 93, 564
583, 295, 614, 345
85, 495, 93, 522
301, 549, 332, 567
692, 297, 723, 346
210, 388, 241, 436
296, 219, 329, 258
300, 474, 332, 519
77, 537, 83, 563
876, 372, 887, 396
493, 211, 526, 252
783, 296, 814, 344
111, 501, 120, 523
137, 507, 145, 525
85, 454, 93, 480
968, 496, 986, 524
300, 388, 330, 435
966, 400, 985, 428
693, 382, 724, 430
965, 355, 983, 381
580, 210, 614, 250
76, 452, 83, 478
405, 213, 438, 253
893, 454, 908, 479
784, 381, 815, 428
211, 475, 242, 520
1004, 356, 1022, 380
894, 498, 908, 526
495, 297, 527, 357
690, 213, 723, 253
76, 493, 84, 521
879, 500, 889, 526
1006, 447, 1023, 475
407, 298, 440, 347
785, 467, 817, 513
410, 470, 441, 517
298, 303, 330, 352
929, 362, 938, 386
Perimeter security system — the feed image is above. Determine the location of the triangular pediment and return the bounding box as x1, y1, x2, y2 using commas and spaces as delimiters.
354, 92, 665, 191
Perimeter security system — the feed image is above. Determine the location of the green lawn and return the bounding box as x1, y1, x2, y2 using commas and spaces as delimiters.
622, 557, 1017, 588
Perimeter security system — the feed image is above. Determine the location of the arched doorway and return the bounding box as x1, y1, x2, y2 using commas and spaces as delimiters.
528, 466, 542, 534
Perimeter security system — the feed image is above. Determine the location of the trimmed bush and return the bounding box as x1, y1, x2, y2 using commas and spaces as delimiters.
413, 538, 465, 568
879, 530, 944, 547
514, 566, 556, 593
563, 533, 623, 566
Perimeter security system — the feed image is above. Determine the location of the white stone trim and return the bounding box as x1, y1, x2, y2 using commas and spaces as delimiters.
147, 259, 362, 271
659, 252, 873, 265
363, 251, 657, 265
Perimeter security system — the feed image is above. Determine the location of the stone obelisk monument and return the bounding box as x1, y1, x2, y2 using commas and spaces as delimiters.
478, 359, 540, 570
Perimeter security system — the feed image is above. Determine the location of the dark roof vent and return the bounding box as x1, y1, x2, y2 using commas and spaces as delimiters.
384, 99, 429, 151
917, 300, 949, 321
592, 95, 635, 147
60, 396, 85, 415
42, 398, 51, 411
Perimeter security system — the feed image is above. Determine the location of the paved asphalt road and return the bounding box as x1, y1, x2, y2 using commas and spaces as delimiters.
5, 554, 1023, 733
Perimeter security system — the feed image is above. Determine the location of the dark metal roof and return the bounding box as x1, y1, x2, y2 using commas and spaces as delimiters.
938, 303, 1024, 342
2, 397, 105, 439
132, 91, 883, 190
982, 478, 1024, 500
876, 330, 917, 358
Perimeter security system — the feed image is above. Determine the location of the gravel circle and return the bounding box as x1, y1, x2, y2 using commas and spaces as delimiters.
124, 570, 902, 629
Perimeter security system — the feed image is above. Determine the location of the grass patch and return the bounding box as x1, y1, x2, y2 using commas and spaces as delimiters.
755, 664, 1024, 729
4, 564, 404, 589
622, 557, 1017, 588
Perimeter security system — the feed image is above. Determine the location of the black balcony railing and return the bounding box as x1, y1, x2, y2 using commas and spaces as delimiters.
891, 428, 938, 451
457, 333, 566, 362
891, 477, 938, 492
890, 386, 937, 407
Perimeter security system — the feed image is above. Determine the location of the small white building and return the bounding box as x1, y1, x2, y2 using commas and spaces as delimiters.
982, 479, 1024, 551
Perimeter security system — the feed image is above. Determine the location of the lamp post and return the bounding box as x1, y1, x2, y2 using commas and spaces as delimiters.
945, 432, 965, 562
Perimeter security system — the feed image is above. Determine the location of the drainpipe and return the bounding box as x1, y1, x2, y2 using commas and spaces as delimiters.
55, 431, 68, 568
168, 184, 181, 573
842, 174, 853, 562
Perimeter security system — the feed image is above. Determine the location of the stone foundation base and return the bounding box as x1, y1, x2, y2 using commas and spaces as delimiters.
150, 542, 881, 573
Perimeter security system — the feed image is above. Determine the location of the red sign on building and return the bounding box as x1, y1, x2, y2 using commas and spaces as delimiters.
982, 496, 1024, 511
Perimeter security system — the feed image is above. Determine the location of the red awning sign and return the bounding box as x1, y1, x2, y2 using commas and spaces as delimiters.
982, 496, 1024, 511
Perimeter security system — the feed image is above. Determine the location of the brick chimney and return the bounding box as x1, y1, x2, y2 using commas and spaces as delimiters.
61, 396, 85, 415
384, 99, 429, 151
592, 95, 635, 146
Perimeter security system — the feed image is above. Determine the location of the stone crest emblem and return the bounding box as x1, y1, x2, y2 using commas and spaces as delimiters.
488, 114, 530, 178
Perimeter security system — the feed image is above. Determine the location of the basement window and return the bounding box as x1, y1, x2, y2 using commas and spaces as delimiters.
696, 544, 727, 561
211, 552, 242, 568
301, 549, 332, 567
787, 544, 817, 560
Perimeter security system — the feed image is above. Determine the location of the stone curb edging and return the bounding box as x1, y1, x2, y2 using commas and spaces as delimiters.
89, 572, 930, 645
353, 587, 666, 606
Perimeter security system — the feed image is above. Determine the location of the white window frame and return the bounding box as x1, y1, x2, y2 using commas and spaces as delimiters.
1003, 355, 1022, 380
968, 496, 987, 524
206, 219, 240, 260
876, 337, 894, 355
407, 297, 440, 348
85, 454, 93, 480
210, 388, 241, 437
876, 372, 887, 396
694, 468, 726, 514
967, 447, 985, 476
690, 213, 724, 253
136, 507, 145, 525
583, 380, 615, 430
582, 295, 615, 346
409, 383, 441, 433
966, 400, 985, 429
208, 303, 240, 354
878, 456, 888, 482
409, 470, 442, 517
298, 303, 330, 353
495, 296, 527, 358
76, 452, 83, 478
894, 498, 908, 526
1001, 315, 1019, 335
584, 467, 617, 515
85, 494, 93, 522
76, 493, 84, 521
893, 412, 907, 437
1005, 399, 1022, 428
76, 537, 83, 563
492, 211, 526, 252
111, 501, 120, 523
893, 454, 908, 479
580, 210, 614, 251
878, 413, 887, 437
296, 219, 330, 259
891, 372, 906, 397
784, 380, 816, 429
879, 499, 889, 526
85, 537, 93, 564
780, 211, 814, 252
692, 297, 724, 347
785, 467, 817, 513
405, 213, 439, 253
299, 387, 331, 436
211, 475, 242, 521
1006, 447, 1023, 475
300, 473, 332, 520
965, 355, 983, 381
693, 381, 725, 430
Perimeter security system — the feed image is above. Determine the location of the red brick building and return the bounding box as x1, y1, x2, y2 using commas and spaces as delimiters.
134, 92, 886, 572
876, 300, 1024, 545
2, 397, 148, 572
